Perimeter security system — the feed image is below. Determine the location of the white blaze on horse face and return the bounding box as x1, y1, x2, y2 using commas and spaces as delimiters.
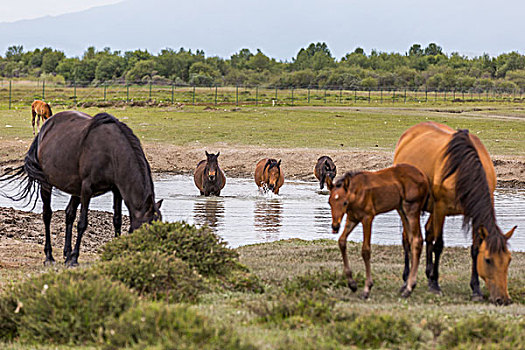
335, 194, 339, 200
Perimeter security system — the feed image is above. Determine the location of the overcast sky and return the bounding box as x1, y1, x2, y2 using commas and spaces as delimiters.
1, 0, 524, 60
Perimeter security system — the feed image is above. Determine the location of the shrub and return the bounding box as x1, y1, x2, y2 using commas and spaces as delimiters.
104, 301, 255, 350
222, 269, 265, 294
99, 251, 203, 303
9, 268, 136, 344
331, 313, 422, 348
283, 269, 347, 295
101, 221, 241, 276
0, 294, 18, 340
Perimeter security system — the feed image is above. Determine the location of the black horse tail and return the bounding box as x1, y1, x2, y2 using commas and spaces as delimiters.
47, 103, 53, 117
442, 129, 502, 250
0, 136, 47, 209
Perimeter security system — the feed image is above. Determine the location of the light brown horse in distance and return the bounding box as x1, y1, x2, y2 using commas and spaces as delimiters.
31, 100, 53, 135
394, 121, 517, 305
327, 164, 429, 299
254, 158, 284, 194
194, 151, 226, 196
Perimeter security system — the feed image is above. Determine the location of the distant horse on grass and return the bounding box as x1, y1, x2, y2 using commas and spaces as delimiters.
314, 155, 336, 190
327, 164, 429, 299
194, 151, 226, 196
394, 121, 517, 305
31, 100, 53, 135
0, 111, 162, 266
254, 158, 284, 194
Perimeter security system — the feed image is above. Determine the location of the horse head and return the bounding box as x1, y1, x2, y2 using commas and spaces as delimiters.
204, 151, 220, 182
327, 175, 352, 233
477, 225, 517, 305
264, 159, 281, 192
320, 158, 337, 189
130, 197, 163, 232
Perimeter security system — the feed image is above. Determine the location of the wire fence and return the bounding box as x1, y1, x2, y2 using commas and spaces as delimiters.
1, 79, 524, 109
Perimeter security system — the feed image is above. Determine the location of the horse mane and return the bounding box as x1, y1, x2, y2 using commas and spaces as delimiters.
335, 171, 361, 188
443, 129, 506, 253
47, 103, 53, 116
263, 158, 280, 173
84, 113, 153, 192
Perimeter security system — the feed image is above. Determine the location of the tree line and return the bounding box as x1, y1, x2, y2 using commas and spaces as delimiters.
1, 42, 525, 91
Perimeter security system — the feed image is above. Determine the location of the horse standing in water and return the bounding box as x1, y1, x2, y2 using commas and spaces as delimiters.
254, 158, 284, 194
314, 155, 336, 190
394, 121, 517, 305
326, 164, 429, 299
0, 111, 162, 266
31, 100, 53, 135
194, 151, 226, 196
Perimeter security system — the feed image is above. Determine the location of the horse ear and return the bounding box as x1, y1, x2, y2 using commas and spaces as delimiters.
205, 151, 210, 157
277, 159, 281, 167
343, 176, 352, 190
478, 225, 488, 240
505, 226, 517, 240
326, 176, 334, 190
217, 151, 220, 157
155, 199, 163, 210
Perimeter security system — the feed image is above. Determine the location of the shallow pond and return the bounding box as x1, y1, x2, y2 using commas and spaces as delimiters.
1, 175, 524, 251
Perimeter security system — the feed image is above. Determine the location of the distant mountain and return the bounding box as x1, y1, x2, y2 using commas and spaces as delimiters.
1, 0, 524, 59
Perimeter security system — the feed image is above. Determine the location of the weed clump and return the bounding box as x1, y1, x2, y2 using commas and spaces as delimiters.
101, 221, 241, 276
98, 251, 203, 303
104, 301, 256, 350
3, 268, 136, 344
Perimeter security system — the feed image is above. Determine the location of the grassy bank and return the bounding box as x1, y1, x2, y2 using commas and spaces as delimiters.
1, 105, 524, 155
1, 234, 524, 349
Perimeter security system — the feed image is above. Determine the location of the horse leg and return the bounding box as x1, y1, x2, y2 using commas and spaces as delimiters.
401, 203, 424, 298
41, 185, 55, 265
428, 208, 445, 294
32, 110, 37, 135
113, 189, 122, 237
64, 196, 80, 259
470, 243, 484, 301
361, 216, 374, 299
66, 182, 92, 267
338, 219, 359, 292
397, 209, 411, 292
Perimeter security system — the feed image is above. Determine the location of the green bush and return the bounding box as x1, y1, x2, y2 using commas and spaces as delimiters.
331, 313, 422, 348
99, 251, 203, 303
0, 294, 18, 340
104, 301, 255, 350
222, 269, 265, 293
283, 269, 347, 295
101, 221, 241, 276
439, 316, 524, 348
8, 268, 136, 344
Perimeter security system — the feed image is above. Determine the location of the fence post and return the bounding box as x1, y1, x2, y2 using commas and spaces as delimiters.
425, 88, 428, 102
236, 85, 239, 106
307, 87, 310, 104
192, 85, 196, 105
404, 89, 406, 103
444, 90, 447, 101
73, 80, 77, 106
354, 89, 357, 103
126, 83, 130, 102
339, 88, 342, 104
380, 88, 383, 103
324, 89, 327, 104
453, 88, 455, 101
42, 80, 45, 100
255, 86, 258, 106
215, 86, 218, 106
8, 80, 12, 110
275, 86, 278, 102
291, 87, 294, 106
368, 89, 371, 103
149, 80, 152, 100
171, 83, 174, 104
104, 83, 107, 101
392, 89, 395, 103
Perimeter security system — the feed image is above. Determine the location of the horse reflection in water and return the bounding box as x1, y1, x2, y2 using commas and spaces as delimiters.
254, 198, 282, 240
193, 198, 225, 230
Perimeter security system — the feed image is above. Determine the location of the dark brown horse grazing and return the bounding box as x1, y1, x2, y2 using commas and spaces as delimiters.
31, 100, 53, 135
254, 158, 284, 194
314, 156, 336, 190
326, 164, 429, 299
194, 151, 226, 196
0, 111, 162, 266
394, 121, 517, 305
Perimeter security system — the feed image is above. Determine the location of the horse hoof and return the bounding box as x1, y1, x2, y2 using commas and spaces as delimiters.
348, 280, 358, 292
401, 288, 412, 298
43, 259, 55, 266
399, 283, 407, 293
360, 292, 370, 300
428, 281, 442, 295
471, 294, 484, 302
65, 259, 78, 268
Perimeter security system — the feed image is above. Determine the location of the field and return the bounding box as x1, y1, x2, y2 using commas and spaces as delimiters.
0, 102, 524, 348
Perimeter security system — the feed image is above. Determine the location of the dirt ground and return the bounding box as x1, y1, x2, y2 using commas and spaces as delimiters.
1, 140, 524, 270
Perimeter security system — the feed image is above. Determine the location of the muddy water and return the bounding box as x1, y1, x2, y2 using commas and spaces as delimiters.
1, 175, 524, 251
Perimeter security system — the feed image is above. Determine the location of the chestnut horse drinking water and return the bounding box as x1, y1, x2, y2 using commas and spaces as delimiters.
31, 100, 53, 135
0, 111, 162, 266
314, 156, 336, 190
194, 151, 226, 196
327, 164, 429, 299
394, 121, 517, 305
254, 158, 284, 194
